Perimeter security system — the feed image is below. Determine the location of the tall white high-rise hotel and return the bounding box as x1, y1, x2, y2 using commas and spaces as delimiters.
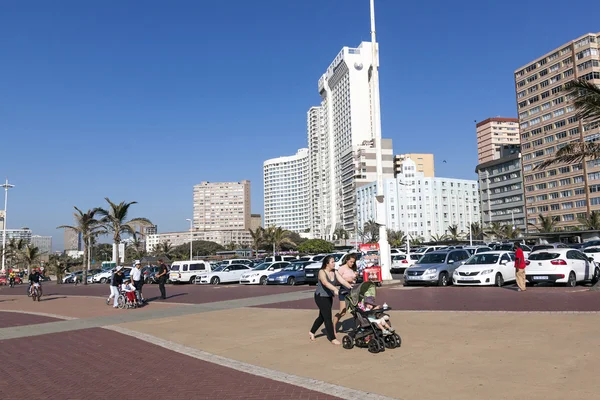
309, 41, 384, 238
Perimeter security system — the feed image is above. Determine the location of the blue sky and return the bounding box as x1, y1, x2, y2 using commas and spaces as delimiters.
1, 0, 597, 249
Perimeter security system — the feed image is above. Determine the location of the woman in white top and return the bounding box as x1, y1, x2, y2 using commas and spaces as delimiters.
333, 254, 358, 338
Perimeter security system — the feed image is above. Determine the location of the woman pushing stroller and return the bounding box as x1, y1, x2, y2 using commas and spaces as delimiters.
309, 255, 353, 345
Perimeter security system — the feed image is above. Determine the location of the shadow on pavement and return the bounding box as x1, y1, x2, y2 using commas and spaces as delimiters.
147, 293, 188, 302
40, 296, 68, 302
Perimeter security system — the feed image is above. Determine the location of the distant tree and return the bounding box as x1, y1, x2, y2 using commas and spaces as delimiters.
297, 239, 334, 254
333, 227, 349, 240
446, 224, 461, 241
429, 233, 447, 243
528, 214, 558, 233
248, 227, 264, 256
21, 245, 42, 275
578, 211, 600, 231
363, 220, 379, 243
387, 229, 406, 248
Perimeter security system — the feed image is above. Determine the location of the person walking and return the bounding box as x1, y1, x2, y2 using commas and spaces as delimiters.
110, 266, 125, 308
333, 254, 358, 337
514, 242, 527, 292
131, 261, 146, 304
309, 255, 353, 345
156, 259, 169, 300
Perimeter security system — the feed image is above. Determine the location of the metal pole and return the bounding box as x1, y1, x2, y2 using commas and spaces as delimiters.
186, 219, 193, 260
469, 203, 473, 246
1, 178, 15, 274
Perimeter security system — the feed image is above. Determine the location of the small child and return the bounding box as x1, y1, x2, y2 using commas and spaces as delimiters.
360, 296, 394, 335
121, 279, 137, 306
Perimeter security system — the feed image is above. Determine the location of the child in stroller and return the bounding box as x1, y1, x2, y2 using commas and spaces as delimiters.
341, 281, 401, 353
360, 296, 395, 335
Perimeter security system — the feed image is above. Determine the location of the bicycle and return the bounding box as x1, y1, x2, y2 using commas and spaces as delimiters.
31, 284, 41, 302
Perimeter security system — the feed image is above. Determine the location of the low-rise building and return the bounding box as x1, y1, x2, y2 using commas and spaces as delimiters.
146, 230, 252, 253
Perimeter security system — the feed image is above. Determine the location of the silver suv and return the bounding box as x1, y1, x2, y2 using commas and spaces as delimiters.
403, 249, 471, 286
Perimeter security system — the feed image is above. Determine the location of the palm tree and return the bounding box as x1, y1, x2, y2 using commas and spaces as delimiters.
535, 78, 600, 170
578, 211, 600, 230
446, 224, 462, 241
57, 207, 103, 285
430, 233, 447, 243
528, 214, 558, 233
4, 238, 27, 269
97, 198, 152, 267
470, 222, 484, 241
363, 220, 379, 243
153, 240, 174, 258
333, 227, 349, 241
500, 224, 522, 240
485, 222, 504, 239
21, 245, 42, 275
248, 227, 264, 256
264, 226, 296, 253
387, 229, 406, 248
126, 232, 147, 261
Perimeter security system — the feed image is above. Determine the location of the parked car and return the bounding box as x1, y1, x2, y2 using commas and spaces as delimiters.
582, 246, 600, 265
197, 264, 253, 285
390, 254, 420, 273
296, 254, 327, 263
526, 248, 600, 287
570, 240, 600, 250
219, 259, 254, 267
267, 261, 311, 285
453, 251, 516, 287
303, 262, 322, 285
143, 266, 160, 284
169, 261, 212, 284
403, 249, 471, 286
411, 246, 447, 256
462, 246, 493, 256
263, 255, 297, 263
492, 243, 532, 258
239, 261, 290, 285
530, 242, 570, 253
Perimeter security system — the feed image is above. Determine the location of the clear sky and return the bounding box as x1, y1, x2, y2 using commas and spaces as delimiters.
1, 0, 597, 249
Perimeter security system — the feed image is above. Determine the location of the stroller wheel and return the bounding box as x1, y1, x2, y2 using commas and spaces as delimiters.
377, 337, 386, 352
368, 339, 380, 354
384, 336, 395, 349
342, 335, 354, 350
393, 333, 402, 348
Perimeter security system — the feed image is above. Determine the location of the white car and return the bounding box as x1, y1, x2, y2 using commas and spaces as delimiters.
239, 261, 290, 285
582, 246, 600, 265
391, 254, 420, 273
453, 251, 516, 287
196, 264, 253, 285
526, 248, 600, 287
92, 270, 113, 284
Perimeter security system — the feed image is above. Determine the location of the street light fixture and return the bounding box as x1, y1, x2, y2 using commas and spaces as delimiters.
1, 178, 15, 274
186, 218, 193, 261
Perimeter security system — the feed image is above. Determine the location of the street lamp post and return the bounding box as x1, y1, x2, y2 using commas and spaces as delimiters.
1, 178, 15, 274
369, 0, 391, 280
186, 219, 193, 261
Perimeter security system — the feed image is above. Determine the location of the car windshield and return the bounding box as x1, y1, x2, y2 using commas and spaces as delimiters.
529, 252, 560, 260
416, 253, 446, 264
410, 255, 421, 260
313, 255, 325, 262
297, 257, 311, 262
531, 245, 553, 252
212, 266, 224, 272
330, 253, 345, 262
495, 244, 514, 251
413, 248, 427, 253
466, 254, 499, 265
253, 263, 271, 271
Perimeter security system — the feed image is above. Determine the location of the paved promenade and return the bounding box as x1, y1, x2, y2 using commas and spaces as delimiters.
1, 282, 599, 400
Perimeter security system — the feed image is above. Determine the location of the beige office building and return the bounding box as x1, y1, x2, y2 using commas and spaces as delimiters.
394, 153, 435, 177
476, 118, 520, 163
515, 33, 600, 231
193, 181, 251, 231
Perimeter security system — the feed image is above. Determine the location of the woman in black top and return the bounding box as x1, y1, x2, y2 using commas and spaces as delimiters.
110, 267, 124, 308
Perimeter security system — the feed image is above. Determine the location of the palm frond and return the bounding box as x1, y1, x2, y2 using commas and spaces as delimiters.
535, 142, 600, 170
567, 78, 600, 124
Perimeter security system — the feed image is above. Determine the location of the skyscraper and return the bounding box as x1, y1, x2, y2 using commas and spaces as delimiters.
308, 41, 391, 238
263, 149, 310, 232
475, 118, 520, 164
515, 33, 600, 231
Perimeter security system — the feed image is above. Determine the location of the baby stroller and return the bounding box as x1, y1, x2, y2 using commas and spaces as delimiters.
341, 281, 401, 353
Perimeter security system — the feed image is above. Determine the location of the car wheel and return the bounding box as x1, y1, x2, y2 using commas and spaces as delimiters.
437, 272, 449, 287
260, 276, 267, 285
211, 277, 220, 285
287, 277, 296, 286
189, 276, 196, 284
494, 273, 504, 287
567, 271, 576, 287
100, 278, 107, 284
591, 267, 600, 285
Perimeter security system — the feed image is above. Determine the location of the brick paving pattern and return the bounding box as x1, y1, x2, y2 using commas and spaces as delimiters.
0, 311, 61, 329
0, 328, 341, 400
257, 286, 600, 312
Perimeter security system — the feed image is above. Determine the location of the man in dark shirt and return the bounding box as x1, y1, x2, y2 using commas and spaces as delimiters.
156, 259, 169, 300
29, 269, 42, 297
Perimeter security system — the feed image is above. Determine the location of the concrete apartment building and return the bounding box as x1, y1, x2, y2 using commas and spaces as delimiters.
31, 235, 52, 255
357, 158, 480, 241
476, 118, 520, 163
63, 227, 82, 251
250, 214, 262, 231
306, 41, 394, 238
263, 149, 310, 233
394, 153, 435, 178
193, 181, 251, 231
515, 33, 600, 231
475, 146, 526, 231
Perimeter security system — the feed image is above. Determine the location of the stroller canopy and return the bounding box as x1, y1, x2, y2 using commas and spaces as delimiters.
346, 281, 377, 309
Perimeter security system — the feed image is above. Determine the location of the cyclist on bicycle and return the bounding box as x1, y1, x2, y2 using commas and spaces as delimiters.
29, 269, 42, 297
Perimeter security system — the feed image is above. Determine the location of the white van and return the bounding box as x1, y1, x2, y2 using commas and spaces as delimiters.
169, 260, 212, 284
